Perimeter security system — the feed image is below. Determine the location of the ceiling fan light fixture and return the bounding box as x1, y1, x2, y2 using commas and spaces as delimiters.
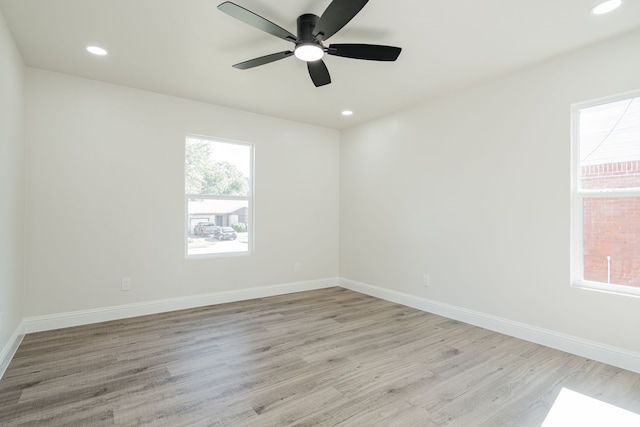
294, 43, 324, 62
591, 0, 622, 15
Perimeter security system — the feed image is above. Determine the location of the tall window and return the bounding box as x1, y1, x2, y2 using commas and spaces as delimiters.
571, 92, 640, 296
185, 136, 253, 257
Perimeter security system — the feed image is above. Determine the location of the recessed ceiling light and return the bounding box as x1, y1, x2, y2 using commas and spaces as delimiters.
341, 110, 354, 116
591, 0, 622, 15
86, 46, 108, 56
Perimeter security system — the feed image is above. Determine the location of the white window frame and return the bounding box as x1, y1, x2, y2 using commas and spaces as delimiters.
570, 90, 640, 298
184, 135, 254, 259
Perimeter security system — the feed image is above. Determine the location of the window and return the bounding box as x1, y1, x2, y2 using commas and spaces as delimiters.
571, 92, 640, 296
185, 136, 253, 257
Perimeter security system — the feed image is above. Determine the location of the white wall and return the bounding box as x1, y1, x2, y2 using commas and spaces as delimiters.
340, 29, 640, 354
24, 69, 340, 317
0, 8, 25, 369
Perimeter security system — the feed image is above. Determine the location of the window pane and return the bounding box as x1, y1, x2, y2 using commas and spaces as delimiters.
583, 197, 640, 288
579, 96, 640, 190
185, 137, 251, 196
187, 198, 249, 256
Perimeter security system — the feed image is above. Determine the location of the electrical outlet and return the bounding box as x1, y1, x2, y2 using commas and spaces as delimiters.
294, 262, 301, 272
121, 277, 131, 291
422, 273, 430, 288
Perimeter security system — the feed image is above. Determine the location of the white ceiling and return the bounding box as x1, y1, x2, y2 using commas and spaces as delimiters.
2, 0, 640, 129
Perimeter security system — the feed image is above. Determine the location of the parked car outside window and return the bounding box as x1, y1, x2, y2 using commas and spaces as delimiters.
215, 227, 237, 241
194, 222, 218, 236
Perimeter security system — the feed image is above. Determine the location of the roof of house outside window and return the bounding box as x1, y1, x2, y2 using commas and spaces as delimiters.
188, 199, 248, 215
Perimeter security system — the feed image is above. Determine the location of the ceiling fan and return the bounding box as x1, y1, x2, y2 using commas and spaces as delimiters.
217, 0, 402, 87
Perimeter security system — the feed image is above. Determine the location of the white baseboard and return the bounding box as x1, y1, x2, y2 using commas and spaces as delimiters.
1, 321, 24, 380
24, 278, 338, 334
340, 278, 640, 374
14, 276, 640, 376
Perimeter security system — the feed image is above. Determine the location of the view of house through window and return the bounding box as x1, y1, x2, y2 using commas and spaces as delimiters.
185, 136, 252, 257
572, 93, 640, 295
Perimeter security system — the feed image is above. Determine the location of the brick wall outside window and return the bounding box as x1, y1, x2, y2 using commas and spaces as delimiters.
581, 160, 640, 288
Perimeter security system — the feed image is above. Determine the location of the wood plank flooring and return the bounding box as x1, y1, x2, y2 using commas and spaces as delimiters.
1, 287, 640, 426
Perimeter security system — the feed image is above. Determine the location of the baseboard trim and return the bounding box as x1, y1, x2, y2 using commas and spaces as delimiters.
15, 276, 640, 375
1, 321, 25, 380
339, 278, 640, 374
24, 278, 338, 334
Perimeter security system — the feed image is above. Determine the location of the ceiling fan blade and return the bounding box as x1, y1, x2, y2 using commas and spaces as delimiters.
307, 60, 331, 87
218, 2, 297, 42
233, 51, 294, 70
327, 44, 401, 61
314, 0, 369, 41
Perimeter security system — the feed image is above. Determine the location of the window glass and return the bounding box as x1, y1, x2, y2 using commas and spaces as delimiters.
579, 98, 640, 190
582, 197, 640, 288
185, 137, 252, 257
572, 93, 640, 296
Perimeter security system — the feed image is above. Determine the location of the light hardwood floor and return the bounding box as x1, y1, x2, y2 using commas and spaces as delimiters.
1, 287, 639, 426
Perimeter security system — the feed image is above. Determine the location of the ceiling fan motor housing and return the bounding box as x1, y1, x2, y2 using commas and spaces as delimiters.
296, 14, 323, 50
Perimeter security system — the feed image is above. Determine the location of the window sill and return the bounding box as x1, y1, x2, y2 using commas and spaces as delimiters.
572, 280, 640, 298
